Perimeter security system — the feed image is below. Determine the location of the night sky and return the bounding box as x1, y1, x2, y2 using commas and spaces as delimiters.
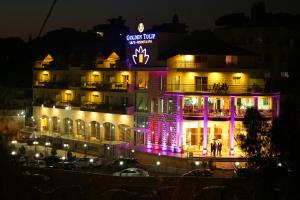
1, 0, 299, 39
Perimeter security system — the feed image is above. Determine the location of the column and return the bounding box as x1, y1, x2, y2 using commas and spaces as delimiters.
176, 95, 183, 152
254, 96, 258, 110
230, 96, 235, 156
203, 96, 208, 155
272, 95, 280, 118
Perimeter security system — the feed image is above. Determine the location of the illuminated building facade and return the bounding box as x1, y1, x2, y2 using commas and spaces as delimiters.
32, 24, 280, 156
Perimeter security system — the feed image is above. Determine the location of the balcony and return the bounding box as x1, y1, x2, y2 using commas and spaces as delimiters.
81, 81, 134, 92
81, 61, 128, 70
168, 61, 202, 69
55, 101, 80, 109
135, 84, 148, 90
183, 108, 230, 119
81, 102, 134, 115
34, 62, 68, 70
33, 99, 80, 109
33, 81, 68, 89
208, 109, 230, 118
183, 107, 204, 118
166, 83, 266, 94
235, 109, 273, 118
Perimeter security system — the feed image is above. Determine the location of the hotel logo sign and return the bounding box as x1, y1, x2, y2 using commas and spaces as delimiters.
126, 23, 157, 65
138, 23, 144, 33
132, 46, 149, 64
126, 33, 156, 45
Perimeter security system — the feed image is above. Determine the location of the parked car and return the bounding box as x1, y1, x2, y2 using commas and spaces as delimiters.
43, 156, 61, 167
233, 167, 256, 178
182, 169, 213, 177
53, 161, 81, 171
113, 168, 149, 177
106, 158, 142, 171
27, 160, 47, 168
73, 157, 102, 168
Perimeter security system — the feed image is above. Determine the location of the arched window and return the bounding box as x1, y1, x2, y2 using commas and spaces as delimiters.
40, 115, 49, 132
89, 121, 100, 140
63, 118, 73, 135
103, 122, 115, 141
75, 119, 85, 137
118, 124, 130, 142
51, 116, 60, 133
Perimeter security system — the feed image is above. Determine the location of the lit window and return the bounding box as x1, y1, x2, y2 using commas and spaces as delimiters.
167, 99, 173, 114
159, 98, 164, 113
185, 55, 193, 62
138, 54, 144, 63
233, 76, 241, 84
226, 55, 238, 66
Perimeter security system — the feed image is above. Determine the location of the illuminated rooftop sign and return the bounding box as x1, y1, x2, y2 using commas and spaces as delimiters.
126, 33, 156, 45
132, 46, 149, 64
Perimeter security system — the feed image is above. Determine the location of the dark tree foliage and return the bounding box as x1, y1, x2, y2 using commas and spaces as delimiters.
238, 107, 274, 168
0, 136, 31, 200
270, 96, 300, 175
51, 147, 57, 156
215, 13, 249, 27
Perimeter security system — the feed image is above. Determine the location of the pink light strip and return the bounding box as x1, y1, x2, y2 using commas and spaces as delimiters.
230, 96, 235, 155
203, 96, 208, 155
254, 96, 258, 109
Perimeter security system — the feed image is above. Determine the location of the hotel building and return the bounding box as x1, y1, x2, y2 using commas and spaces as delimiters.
32, 25, 279, 156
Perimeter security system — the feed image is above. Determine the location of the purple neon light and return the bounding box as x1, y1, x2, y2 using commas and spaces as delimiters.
254, 96, 258, 109
203, 96, 208, 155
230, 96, 235, 155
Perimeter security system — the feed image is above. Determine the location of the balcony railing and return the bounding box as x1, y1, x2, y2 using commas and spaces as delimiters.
183, 107, 204, 117
81, 102, 134, 114
183, 107, 272, 118
33, 81, 68, 89
183, 108, 231, 118
168, 61, 202, 69
208, 109, 230, 118
166, 83, 266, 94
33, 99, 80, 109
34, 62, 68, 70
55, 101, 80, 108
81, 81, 134, 92
235, 109, 273, 118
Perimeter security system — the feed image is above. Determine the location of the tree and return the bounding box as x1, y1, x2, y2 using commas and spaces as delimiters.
18, 145, 26, 155
51, 147, 57, 156
238, 107, 274, 168
270, 96, 300, 174
67, 150, 73, 161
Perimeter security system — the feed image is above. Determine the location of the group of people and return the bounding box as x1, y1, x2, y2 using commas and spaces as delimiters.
210, 141, 222, 157
212, 83, 229, 93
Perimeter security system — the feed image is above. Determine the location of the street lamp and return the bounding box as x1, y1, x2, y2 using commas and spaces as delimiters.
35, 153, 40, 159
156, 161, 161, 175
63, 143, 69, 158
11, 150, 17, 156
11, 140, 18, 144
130, 149, 135, 158
45, 141, 51, 156
83, 143, 88, 158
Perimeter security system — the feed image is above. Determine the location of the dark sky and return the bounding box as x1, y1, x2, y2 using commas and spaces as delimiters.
1, 0, 299, 39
